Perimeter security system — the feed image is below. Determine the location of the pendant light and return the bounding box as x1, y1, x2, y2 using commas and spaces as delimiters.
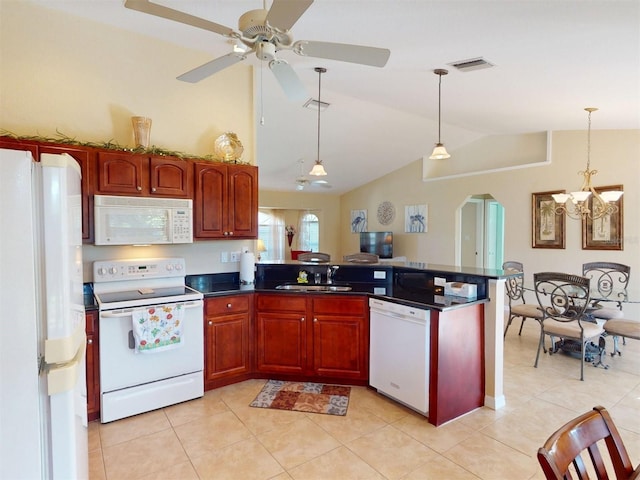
309, 67, 328, 176
429, 69, 450, 160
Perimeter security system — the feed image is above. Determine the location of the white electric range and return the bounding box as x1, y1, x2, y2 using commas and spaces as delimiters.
93, 257, 204, 423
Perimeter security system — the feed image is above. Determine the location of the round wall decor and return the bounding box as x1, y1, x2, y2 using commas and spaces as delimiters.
377, 201, 395, 225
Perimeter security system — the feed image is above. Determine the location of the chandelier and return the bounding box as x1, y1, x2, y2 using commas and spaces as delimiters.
551, 107, 623, 220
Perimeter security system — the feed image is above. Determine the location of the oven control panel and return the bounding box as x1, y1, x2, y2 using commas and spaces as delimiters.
93, 258, 185, 282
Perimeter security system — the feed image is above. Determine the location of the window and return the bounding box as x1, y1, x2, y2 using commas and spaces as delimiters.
299, 213, 319, 252
258, 210, 285, 261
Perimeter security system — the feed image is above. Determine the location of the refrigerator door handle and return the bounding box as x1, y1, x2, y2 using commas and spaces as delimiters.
46, 332, 87, 396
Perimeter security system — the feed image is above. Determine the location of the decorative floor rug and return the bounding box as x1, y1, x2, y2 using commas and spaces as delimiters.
250, 380, 351, 416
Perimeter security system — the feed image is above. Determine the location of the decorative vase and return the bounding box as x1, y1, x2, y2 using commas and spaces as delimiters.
131, 116, 152, 148
287, 233, 294, 247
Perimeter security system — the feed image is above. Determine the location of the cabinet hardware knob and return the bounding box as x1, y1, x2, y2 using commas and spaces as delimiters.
87, 339, 93, 344
152, 187, 156, 192
137, 186, 142, 191
227, 303, 232, 308
313, 317, 318, 322
301, 317, 305, 322
208, 321, 213, 325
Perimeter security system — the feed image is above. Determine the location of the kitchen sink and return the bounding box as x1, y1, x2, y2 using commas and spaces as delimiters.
275, 283, 352, 292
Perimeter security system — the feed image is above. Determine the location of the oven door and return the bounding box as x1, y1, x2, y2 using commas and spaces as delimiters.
99, 299, 204, 393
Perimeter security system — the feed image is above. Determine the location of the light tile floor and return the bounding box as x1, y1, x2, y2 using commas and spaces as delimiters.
89, 320, 640, 479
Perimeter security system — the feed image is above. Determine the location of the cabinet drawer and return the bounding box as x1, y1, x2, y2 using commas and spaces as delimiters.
206, 295, 250, 316
256, 294, 306, 312
312, 296, 367, 315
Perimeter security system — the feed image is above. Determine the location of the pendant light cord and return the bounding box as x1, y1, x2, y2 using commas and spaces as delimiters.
437, 73, 442, 143
317, 68, 322, 162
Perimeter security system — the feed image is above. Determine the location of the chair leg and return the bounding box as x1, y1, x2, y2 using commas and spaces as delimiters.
611, 335, 622, 356
518, 318, 526, 336
504, 314, 515, 338
592, 336, 609, 370
534, 331, 545, 368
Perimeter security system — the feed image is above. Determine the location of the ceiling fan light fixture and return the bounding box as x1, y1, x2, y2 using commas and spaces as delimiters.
429, 68, 450, 160
309, 160, 327, 176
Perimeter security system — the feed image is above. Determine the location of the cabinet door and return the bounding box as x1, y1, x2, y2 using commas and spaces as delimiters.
311, 296, 368, 380
204, 296, 251, 382
193, 162, 227, 238
39, 144, 93, 242
149, 156, 192, 197
227, 165, 258, 238
96, 151, 147, 195
85, 310, 100, 420
256, 311, 307, 375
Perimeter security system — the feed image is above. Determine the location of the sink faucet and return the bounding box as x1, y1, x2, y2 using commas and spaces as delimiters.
326, 265, 339, 284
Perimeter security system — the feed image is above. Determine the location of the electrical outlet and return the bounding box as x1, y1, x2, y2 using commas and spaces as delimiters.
230, 251, 241, 262
220, 252, 229, 263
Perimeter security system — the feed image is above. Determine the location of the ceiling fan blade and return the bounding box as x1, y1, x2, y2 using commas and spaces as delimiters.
269, 60, 308, 101
293, 41, 390, 67
124, 0, 235, 37
266, 0, 314, 31
177, 52, 246, 83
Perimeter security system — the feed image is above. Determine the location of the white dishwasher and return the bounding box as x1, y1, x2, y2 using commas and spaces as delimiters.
369, 298, 430, 415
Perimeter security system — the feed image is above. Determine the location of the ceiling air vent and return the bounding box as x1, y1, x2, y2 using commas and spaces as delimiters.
449, 57, 494, 72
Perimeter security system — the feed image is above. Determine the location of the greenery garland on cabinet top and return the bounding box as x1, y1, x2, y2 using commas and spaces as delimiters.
0, 129, 250, 165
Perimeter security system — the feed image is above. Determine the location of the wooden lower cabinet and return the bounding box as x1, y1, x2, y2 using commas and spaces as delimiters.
204, 295, 253, 389
85, 310, 100, 421
256, 293, 369, 383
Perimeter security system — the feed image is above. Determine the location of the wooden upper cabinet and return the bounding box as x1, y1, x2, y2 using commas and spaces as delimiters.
149, 156, 193, 197
193, 162, 258, 239
95, 151, 192, 198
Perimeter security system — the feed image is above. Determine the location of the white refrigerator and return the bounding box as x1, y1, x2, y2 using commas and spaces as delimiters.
0, 148, 89, 479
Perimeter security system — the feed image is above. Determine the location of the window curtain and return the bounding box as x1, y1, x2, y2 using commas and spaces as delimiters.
258, 209, 286, 261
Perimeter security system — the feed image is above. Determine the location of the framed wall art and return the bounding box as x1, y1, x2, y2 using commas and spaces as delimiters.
582, 185, 624, 250
532, 190, 566, 249
350, 209, 367, 233
405, 204, 427, 233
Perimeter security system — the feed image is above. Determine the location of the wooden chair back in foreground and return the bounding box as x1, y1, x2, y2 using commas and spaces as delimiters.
296, 252, 331, 263
538, 405, 638, 480
502, 261, 544, 338
533, 272, 604, 381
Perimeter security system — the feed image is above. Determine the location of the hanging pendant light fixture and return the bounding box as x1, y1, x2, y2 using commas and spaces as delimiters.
309, 67, 328, 176
552, 107, 623, 220
429, 69, 450, 160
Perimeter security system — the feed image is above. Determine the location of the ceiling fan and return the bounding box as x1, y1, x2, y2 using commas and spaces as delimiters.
124, 0, 391, 100
295, 159, 331, 190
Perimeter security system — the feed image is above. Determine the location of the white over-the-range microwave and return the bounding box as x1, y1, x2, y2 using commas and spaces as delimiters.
94, 195, 193, 245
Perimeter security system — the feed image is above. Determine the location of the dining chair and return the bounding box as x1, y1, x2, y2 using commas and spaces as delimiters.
582, 262, 631, 355
581, 262, 630, 319
603, 318, 640, 356
502, 261, 545, 339
538, 405, 639, 480
533, 272, 604, 381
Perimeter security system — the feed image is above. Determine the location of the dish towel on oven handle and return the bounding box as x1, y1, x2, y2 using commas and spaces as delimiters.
132, 303, 184, 354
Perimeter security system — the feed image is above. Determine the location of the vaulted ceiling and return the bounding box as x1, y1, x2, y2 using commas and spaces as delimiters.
31, 1, 640, 193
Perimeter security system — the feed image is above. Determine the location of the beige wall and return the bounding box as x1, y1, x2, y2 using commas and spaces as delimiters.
340, 130, 640, 316
1, 1, 256, 278
0, 1, 253, 159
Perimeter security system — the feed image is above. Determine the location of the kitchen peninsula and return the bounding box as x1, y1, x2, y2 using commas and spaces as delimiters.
190, 260, 510, 426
